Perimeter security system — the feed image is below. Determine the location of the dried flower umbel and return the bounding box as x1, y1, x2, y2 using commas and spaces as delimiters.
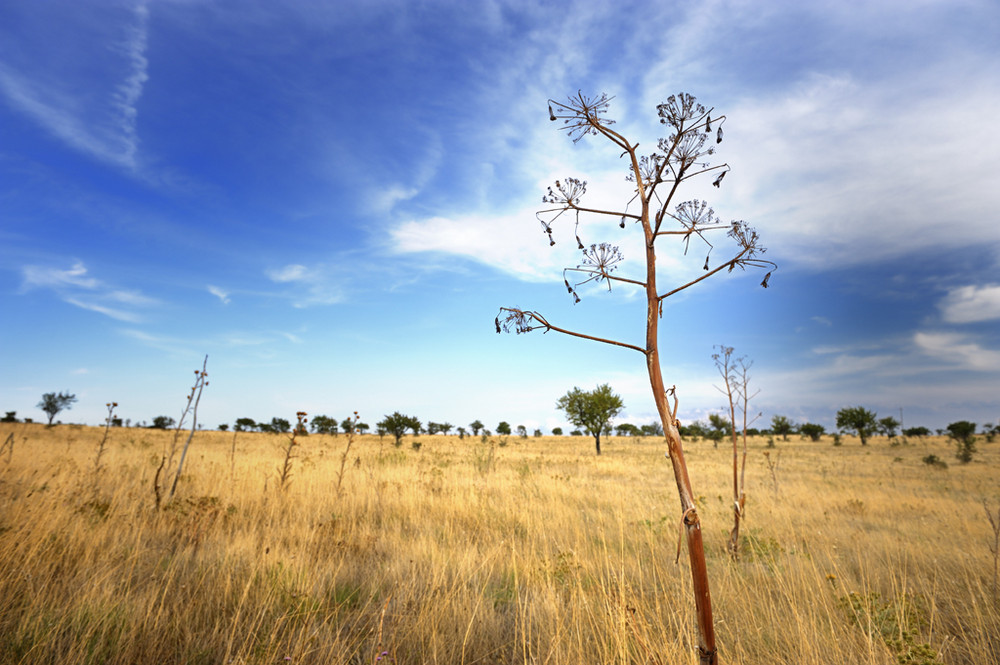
497, 92, 776, 665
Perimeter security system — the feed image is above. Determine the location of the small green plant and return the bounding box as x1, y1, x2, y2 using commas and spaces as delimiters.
922, 454, 948, 469
838, 591, 942, 665
411, 441, 422, 451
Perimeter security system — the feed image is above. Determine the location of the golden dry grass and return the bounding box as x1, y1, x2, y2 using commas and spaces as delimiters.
0, 422, 997, 664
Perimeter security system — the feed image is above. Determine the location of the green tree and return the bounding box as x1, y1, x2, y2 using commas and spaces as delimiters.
2, 411, 17, 423
356, 422, 370, 435
379, 412, 420, 447
903, 426, 931, 438
877, 416, 900, 439
555, 384, 624, 455
218, 423, 229, 432
469, 420, 484, 436
770, 415, 794, 441
234, 417, 257, 432
496, 421, 512, 436
340, 417, 356, 435
151, 415, 176, 430
551, 427, 563, 436
640, 422, 664, 437
270, 417, 291, 433
799, 423, 825, 442
707, 413, 731, 446
516, 424, 528, 438
38, 391, 77, 426
310, 415, 338, 435
947, 420, 977, 463
836, 406, 878, 445
616, 423, 641, 437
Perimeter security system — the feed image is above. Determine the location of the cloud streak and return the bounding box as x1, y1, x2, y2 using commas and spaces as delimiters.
0, 1, 150, 170
20, 261, 157, 322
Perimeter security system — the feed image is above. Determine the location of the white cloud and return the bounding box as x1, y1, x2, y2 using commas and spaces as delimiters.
914, 331, 1000, 372
939, 284, 1000, 323
207, 285, 231, 304
267, 264, 309, 283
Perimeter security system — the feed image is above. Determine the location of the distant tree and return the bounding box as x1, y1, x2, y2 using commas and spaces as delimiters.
947, 420, 978, 463
38, 391, 77, 426
340, 417, 357, 435
903, 426, 931, 438
681, 421, 709, 440
516, 425, 528, 438
310, 415, 338, 435
570, 430, 583, 436
356, 422, 370, 435
877, 416, 900, 439
2, 411, 17, 423
469, 420, 484, 436
836, 406, 878, 445
457, 426, 467, 439
551, 427, 564, 436
770, 415, 794, 441
707, 413, 731, 447
533, 429, 543, 437
615, 423, 641, 437
379, 412, 421, 447
409, 418, 422, 436
426, 421, 441, 435
496, 421, 512, 436
556, 384, 624, 455
270, 417, 291, 434
798, 423, 825, 442
218, 423, 229, 432
151, 415, 176, 430
234, 417, 257, 432
640, 422, 664, 437
440, 422, 453, 435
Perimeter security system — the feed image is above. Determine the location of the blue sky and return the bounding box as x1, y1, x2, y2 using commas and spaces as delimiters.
2, 0, 999, 435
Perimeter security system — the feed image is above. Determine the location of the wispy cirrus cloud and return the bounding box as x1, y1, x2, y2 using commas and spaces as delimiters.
207, 285, 231, 304
0, 1, 150, 170
20, 261, 157, 322
266, 263, 344, 307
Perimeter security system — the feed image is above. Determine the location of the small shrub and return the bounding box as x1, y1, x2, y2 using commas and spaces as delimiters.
411, 441, 422, 451
922, 454, 948, 469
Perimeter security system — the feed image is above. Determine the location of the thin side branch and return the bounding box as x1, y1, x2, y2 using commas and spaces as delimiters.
496, 307, 646, 355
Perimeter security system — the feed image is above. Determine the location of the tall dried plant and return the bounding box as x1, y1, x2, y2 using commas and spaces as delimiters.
153, 355, 209, 508
497, 92, 774, 664
713, 346, 760, 560
278, 411, 308, 491
92, 401, 117, 495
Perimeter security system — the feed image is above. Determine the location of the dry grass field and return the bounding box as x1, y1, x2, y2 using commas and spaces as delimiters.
0, 422, 997, 664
